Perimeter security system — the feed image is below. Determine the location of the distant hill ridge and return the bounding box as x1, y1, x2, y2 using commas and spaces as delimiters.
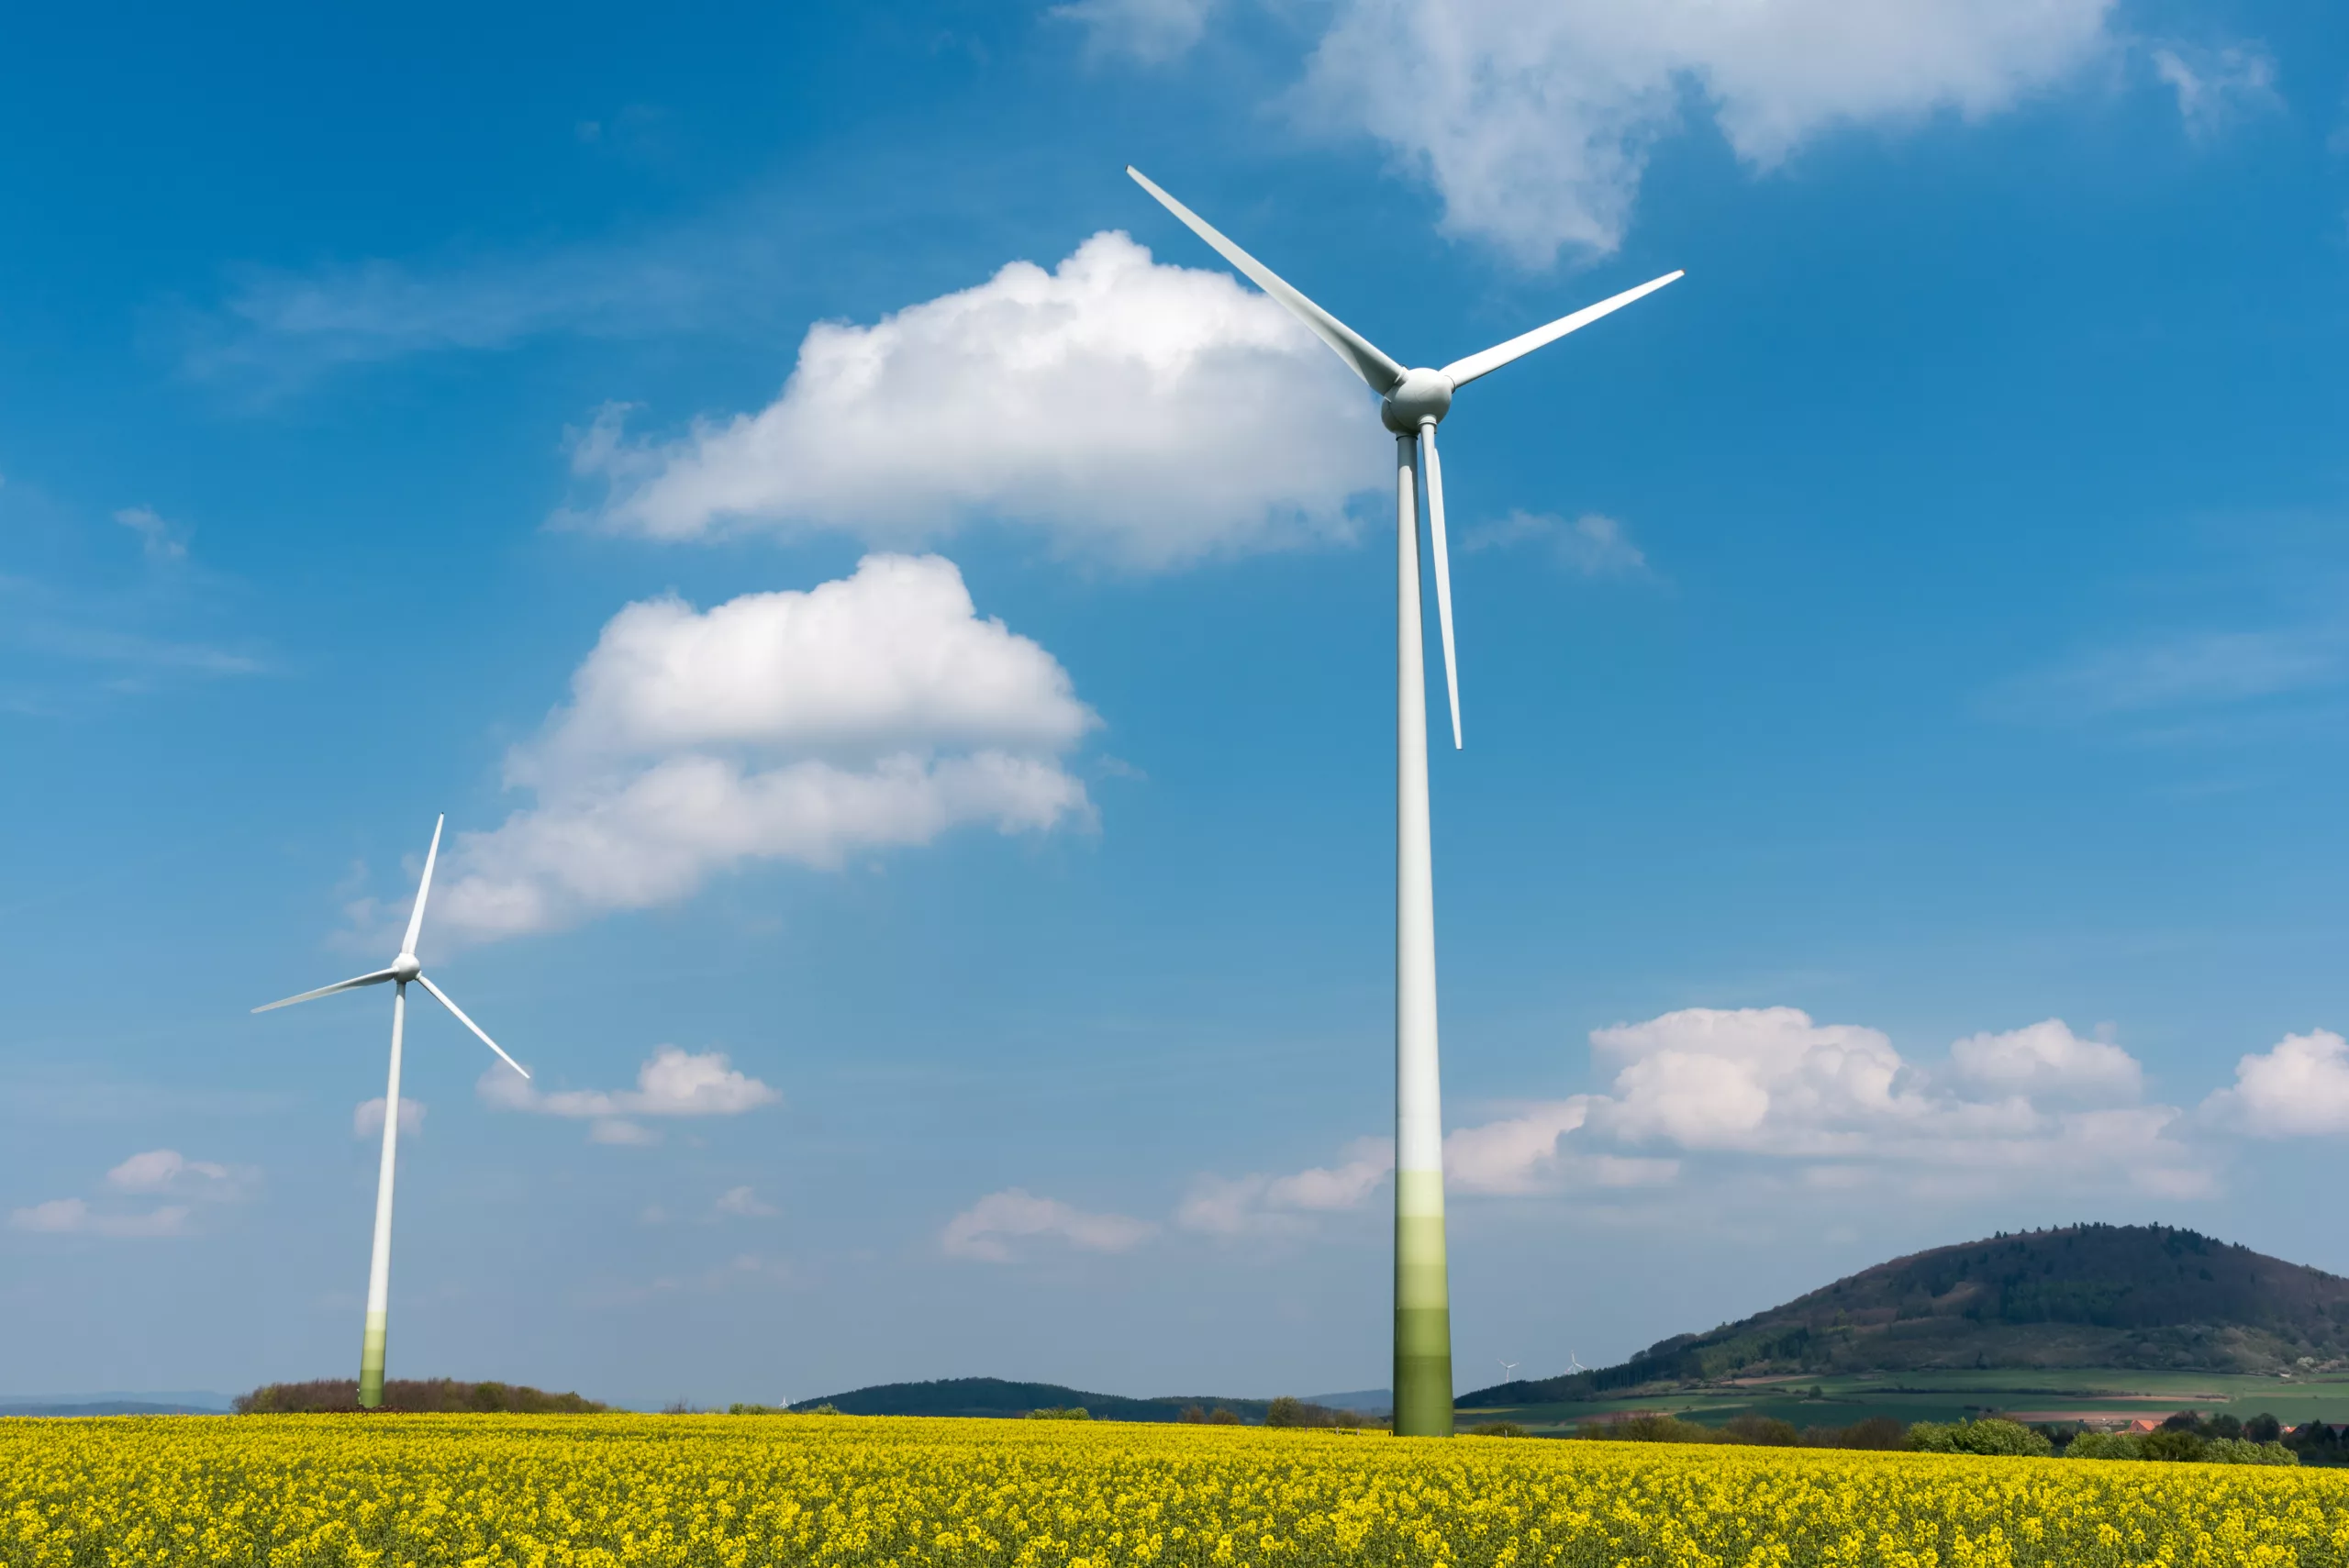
792, 1378, 1286, 1422
1465, 1224, 2349, 1406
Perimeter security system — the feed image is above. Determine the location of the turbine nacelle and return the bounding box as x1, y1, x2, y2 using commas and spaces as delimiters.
390, 952, 422, 983
1381, 369, 1454, 434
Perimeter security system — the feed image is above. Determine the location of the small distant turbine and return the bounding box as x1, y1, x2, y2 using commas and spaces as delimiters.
1568, 1351, 1587, 1373
1498, 1359, 1520, 1381
253, 816, 529, 1409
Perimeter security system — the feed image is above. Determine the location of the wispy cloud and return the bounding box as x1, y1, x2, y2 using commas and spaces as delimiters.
2151, 40, 2282, 139
113, 506, 189, 564
170, 180, 850, 398
1987, 625, 2348, 723
0, 481, 268, 710
1463, 510, 1650, 578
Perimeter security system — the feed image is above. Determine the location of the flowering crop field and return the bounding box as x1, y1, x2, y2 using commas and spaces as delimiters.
6, 1414, 2349, 1568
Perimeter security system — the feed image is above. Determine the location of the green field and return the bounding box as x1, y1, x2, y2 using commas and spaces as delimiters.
1462, 1367, 2349, 1435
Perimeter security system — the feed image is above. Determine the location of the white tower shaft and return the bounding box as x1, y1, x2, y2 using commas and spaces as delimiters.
1393, 433, 1453, 1437
359, 982, 405, 1408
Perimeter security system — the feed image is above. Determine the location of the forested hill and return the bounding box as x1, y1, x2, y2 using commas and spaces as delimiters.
792, 1378, 1275, 1422
1464, 1224, 2349, 1405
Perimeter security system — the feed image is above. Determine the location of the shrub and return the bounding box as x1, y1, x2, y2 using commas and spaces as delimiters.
1264, 1397, 1348, 1429
1721, 1416, 1799, 1447
2138, 1429, 2206, 1462
1467, 1422, 1530, 1438
2067, 1429, 2295, 1464
236, 1379, 606, 1415
1205, 1408, 1242, 1426
1581, 1415, 1714, 1443
1804, 1417, 1908, 1451
1907, 1418, 2053, 1457
2205, 1438, 2298, 1465
1025, 1407, 1092, 1420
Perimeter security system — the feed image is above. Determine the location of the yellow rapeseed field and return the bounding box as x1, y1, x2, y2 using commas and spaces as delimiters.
6, 1413, 2349, 1568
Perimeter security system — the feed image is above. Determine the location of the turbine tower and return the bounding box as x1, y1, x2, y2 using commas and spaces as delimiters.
1129, 167, 1679, 1438
253, 816, 529, 1409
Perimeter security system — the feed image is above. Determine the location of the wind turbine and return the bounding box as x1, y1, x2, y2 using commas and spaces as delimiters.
1569, 1351, 1588, 1373
1498, 1359, 1520, 1381
1128, 167, 1680, 1438
252, 816, 529, 1409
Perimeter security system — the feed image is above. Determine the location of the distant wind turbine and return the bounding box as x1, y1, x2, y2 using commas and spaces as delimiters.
1498, 1359, 1520, 1381
1129, 166, 1681, 1438
253, 816, 529, 1409
1569, 1351, 1587, 1373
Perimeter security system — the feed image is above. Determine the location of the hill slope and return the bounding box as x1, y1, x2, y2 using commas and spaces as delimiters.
1465, 1224, 2349, 1405
792, 1378, 1277, 1422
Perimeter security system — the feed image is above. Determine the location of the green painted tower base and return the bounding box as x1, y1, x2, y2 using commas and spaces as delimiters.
359, 1311, 387, 1409
1393, 1169, 1453, 1436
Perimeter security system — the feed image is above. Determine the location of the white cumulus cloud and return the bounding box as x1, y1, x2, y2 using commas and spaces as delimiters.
1292, 0, 2120, 265
2202, 1029, 2349, 1139
1571, 1006, 2207, 1196
434, 554, 1096, 940
352, 1097, 427, 1139
103, 1148, 240, 1195
941, 1187, 1156, 1262
716, 1185, 779, 1218
1176, 1138, 1394, 1234
481, 1048, 780, 1136
1442, 1101, 1679, 1195
567, 232, 1381, 565
1949, 1019, 2142, 1104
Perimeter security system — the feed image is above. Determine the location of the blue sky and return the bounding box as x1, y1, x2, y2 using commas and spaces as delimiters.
6, 0, 2349, 1409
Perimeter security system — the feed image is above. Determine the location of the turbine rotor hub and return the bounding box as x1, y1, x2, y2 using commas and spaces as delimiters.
1381, 368, 1454, 434
391, 953, 421, 984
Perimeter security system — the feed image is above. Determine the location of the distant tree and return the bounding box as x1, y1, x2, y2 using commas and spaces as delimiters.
1178, 1407, 1208, 1424
1467, 1421, 1529, 1437
2246, 1413, 2283, 1443
1024, 1407, 1093, 1420
1206, 1407, 1242, 1425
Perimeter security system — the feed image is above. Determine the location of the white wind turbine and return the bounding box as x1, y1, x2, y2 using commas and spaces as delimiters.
1129, 167, 1680, 1438
253, 816, 529, 1409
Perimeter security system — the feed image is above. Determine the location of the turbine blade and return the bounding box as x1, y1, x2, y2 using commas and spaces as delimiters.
1127, 166, 1407, 395
416, 973, 529, 1079
251, 969, 398, 1014
1440, 270, 1684, 390
400, 814, 445, 959
1419, 424, 1462, 750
